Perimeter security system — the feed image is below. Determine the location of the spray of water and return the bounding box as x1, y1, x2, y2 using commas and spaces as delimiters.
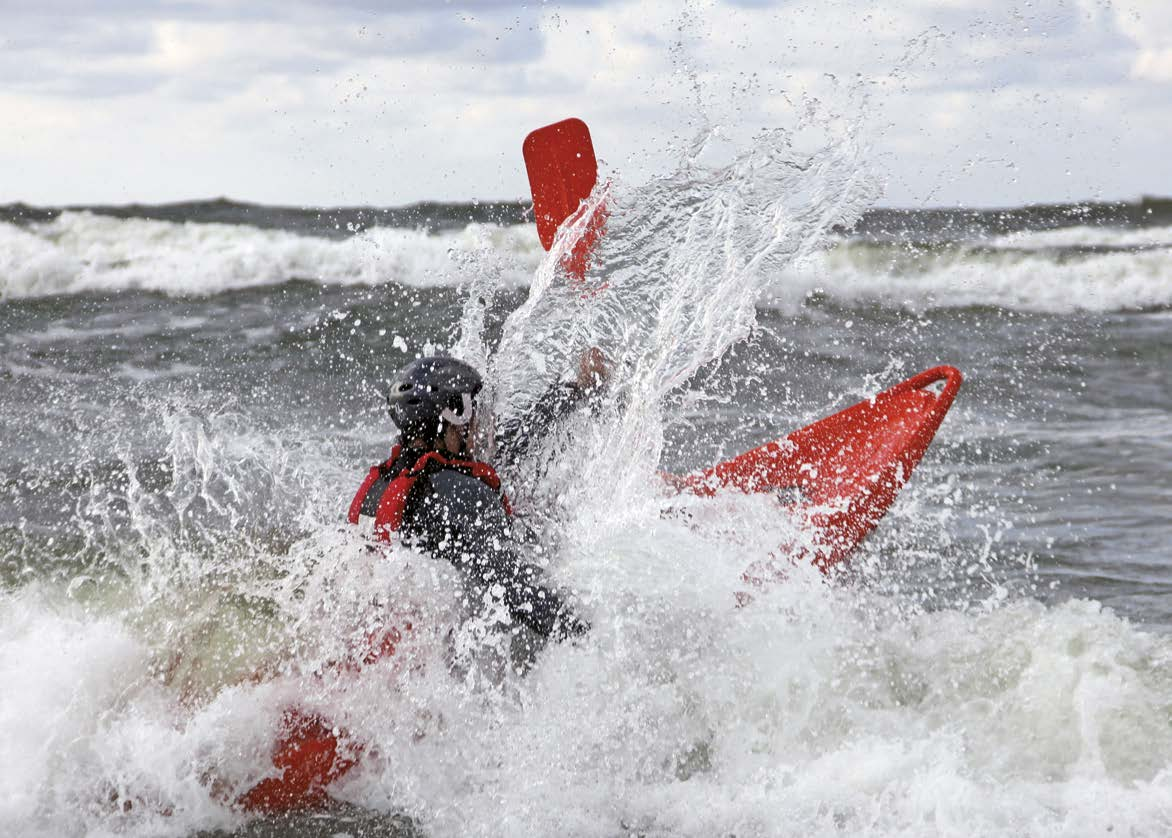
482, 124, 879, 528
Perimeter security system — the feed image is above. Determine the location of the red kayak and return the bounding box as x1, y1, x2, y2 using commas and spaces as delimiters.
677, 365, 963, 574
237, 366, 962, 813
236, 122, 963, 815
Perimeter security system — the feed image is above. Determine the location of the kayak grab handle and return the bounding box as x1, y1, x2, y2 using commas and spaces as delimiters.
882, 365, 963, 414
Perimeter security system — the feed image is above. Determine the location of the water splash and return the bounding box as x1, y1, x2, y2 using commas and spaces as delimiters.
488, 124, 880, 521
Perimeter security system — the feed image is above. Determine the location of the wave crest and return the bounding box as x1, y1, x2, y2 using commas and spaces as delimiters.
0, 211, 542, 300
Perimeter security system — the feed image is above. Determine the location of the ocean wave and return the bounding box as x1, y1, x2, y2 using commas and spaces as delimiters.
987, 224, 1172, 251
0, 211, 543, 300
2, 211, 1169, 314
4, 549, 1171, 837
771, 238, 1172, 314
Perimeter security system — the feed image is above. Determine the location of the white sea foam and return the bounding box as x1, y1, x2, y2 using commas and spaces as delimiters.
771, 239, 1172, 314
988, 224, 1172, 251
4, 508, 1172, 838
0, 211, 543, 300
2, 211, 1168, 313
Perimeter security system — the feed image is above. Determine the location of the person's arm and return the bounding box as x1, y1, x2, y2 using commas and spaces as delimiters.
409, 469, 588, 640
495, 347, 609, 467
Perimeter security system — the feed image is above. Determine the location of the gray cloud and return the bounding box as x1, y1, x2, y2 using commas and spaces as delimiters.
0, 0, 1166, 207
0, 0, 613, 26
0, 3, 553, 102
0, 63, 167, 98
2, 19, 155, 55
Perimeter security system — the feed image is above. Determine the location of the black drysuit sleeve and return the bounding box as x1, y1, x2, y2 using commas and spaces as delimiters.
404, 468, 588, 640
494, 381, 595, 470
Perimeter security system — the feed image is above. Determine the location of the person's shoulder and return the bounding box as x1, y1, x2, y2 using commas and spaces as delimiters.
428, 466, 494, 492
423, 465, 500, 507
414, 465, 507, 532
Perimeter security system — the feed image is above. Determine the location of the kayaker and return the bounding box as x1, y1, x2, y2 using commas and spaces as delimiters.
347, 350, 606, 644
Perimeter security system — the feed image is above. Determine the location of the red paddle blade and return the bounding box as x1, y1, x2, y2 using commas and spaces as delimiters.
523, 118, 598, 250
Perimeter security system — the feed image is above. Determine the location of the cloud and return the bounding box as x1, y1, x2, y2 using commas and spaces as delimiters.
0, 0, 1167, 207
0, 3, 553, 102
1111, 0, 1172, 81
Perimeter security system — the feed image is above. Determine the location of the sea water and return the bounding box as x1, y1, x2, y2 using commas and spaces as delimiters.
1, 134, 1171, 836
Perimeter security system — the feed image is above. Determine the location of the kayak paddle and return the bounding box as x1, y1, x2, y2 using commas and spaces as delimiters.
522, 117, 605, 279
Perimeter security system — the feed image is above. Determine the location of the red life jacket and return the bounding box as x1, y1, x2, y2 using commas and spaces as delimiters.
347, 445, 513, 541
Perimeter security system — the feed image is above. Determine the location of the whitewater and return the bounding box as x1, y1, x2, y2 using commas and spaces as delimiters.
3, 202, 1172, 314
1, 138, 1171, 837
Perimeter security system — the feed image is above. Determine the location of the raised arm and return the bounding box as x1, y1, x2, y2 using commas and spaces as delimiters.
494, 347, 608, 468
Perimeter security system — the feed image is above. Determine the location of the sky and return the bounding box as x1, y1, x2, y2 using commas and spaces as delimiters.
1, 0, 1169, 209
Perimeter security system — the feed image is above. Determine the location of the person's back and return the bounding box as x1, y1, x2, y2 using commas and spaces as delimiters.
348, 355, 588, 645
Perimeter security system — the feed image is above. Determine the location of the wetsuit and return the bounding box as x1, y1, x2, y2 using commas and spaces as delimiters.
494, 381, 598, 471
351, 379, 598, 642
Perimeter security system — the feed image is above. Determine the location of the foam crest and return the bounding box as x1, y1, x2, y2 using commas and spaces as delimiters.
2, 210, 1167, 314
775, 239, 1172, 313
0, 212, 542, 299
0, 592, 224, 837
988, 224, 1172, 250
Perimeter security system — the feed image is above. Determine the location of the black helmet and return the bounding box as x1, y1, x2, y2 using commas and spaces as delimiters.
386, 355, 483, 439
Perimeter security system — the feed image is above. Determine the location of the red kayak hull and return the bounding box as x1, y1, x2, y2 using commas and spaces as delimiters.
679, 365, 963, 571
238, 366, 961, 813
236, 709, 360, 814
235, 628, 406, 814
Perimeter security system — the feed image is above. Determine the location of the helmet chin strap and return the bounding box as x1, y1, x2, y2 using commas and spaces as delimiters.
440, 393, 475, 427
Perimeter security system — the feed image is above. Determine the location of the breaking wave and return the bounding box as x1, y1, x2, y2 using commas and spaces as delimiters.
777, 235, 1172, 314
0, 211, 542, 300
1, 209, 1169, 314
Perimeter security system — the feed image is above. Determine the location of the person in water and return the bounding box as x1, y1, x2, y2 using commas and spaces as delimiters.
347, 350, 606, 644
